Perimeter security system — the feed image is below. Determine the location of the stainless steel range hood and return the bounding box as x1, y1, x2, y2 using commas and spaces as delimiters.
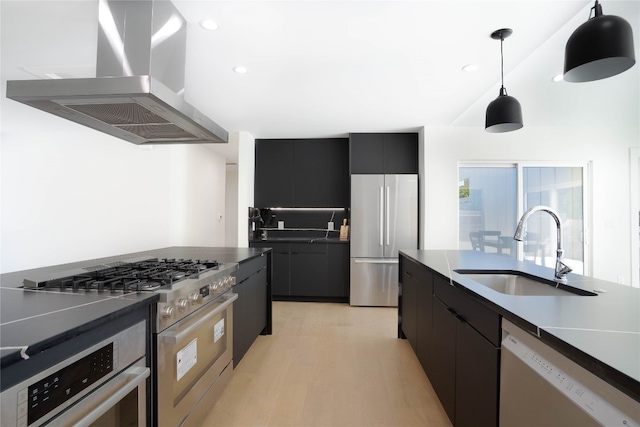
6, 0, 228, 145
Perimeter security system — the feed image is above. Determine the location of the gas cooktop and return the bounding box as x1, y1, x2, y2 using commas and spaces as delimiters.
23, 256, 224, 293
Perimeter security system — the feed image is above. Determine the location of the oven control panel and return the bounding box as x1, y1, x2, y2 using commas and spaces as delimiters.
0, 321, 146, 427
25, 343, 115, 425
156, 272, 236, 332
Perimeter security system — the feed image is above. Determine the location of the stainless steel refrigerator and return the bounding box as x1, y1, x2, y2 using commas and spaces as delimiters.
350, 174, 418, 306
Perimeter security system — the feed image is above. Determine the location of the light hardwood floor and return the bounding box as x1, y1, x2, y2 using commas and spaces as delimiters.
202, 301, 452, 427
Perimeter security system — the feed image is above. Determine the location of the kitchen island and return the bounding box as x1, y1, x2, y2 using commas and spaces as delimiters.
0, 246, 271, 426
399, 249, 640, 426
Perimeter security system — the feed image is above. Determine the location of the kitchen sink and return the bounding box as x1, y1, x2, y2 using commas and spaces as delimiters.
454, 270, 598, 296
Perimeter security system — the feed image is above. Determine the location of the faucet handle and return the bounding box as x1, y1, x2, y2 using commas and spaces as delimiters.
555, 259, 573, 281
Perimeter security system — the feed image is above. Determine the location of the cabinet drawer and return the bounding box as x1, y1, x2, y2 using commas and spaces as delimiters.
290, 243, 327, 254
236, 254, 267, 284
250, 242, 290, 253
434, 274, 501, 346
401, 257, 419, 282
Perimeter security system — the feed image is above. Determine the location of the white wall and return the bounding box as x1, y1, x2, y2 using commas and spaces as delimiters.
225, 165, 239, 247
421, 124, 639, 285
224, 131, 255, 248
0, 116, 227, 273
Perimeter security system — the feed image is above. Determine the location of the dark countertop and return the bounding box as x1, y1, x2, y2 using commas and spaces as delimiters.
400, 249, 640, 402
250, 237, 349, 244
0, 246, 269, 370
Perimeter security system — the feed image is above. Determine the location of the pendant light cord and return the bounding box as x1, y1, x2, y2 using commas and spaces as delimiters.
500, 34, 505, 90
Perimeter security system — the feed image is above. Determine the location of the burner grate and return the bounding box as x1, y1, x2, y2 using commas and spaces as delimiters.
27, 258, 221, 293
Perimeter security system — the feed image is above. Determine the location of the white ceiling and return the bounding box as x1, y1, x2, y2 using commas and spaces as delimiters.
1, 1, 639, 164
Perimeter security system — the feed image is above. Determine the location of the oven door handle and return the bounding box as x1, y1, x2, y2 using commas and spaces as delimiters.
160, 293, 238, 344
52, 364, 149, 426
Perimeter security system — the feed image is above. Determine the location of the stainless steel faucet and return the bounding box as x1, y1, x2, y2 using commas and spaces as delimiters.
514, 205, 573, 284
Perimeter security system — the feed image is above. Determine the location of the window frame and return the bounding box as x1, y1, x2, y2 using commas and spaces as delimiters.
458, 160, 591, 276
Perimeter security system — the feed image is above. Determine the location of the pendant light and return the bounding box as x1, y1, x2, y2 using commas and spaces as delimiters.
485, 28, 523, 133
564, 0, 635, 82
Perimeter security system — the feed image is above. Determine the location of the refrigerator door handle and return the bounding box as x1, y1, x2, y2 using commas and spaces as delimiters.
379, 186, 384, 246
386, 186, 390, 246
354, 259, 399, 264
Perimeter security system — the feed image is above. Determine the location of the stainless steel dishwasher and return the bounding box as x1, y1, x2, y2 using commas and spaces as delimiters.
500, 319, 640, 427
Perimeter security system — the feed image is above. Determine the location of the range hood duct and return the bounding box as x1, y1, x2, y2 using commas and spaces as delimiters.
6, 0, 228, 145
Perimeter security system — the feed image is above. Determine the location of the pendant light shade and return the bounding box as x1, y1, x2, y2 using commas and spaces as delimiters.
485, 28, 523, 133
564, 0, 635, 82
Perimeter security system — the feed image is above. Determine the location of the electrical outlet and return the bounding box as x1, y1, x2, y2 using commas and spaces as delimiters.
328, 222, 334, 230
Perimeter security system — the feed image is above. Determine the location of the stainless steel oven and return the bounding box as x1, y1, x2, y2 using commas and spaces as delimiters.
156, 291, 237, 427
0, 321, 149, 427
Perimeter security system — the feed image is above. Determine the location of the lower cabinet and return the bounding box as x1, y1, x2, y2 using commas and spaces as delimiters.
249, 242, 349, 300
431, 297, 457, 421
400, 256, 419, 351
399, 254, 500, 427
233, 254, 270, 365
455, 318, 499, 427
415, 266, 434, 376
432, 274, 500, 427
290, 244, 327, 297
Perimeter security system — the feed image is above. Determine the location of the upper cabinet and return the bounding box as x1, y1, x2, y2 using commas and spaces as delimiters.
255, 138, 349, 207
349, 133, 418, 174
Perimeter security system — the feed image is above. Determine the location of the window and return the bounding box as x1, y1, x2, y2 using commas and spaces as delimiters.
459, 163, 588, 275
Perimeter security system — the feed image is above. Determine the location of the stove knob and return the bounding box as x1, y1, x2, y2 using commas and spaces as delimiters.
208, 282, 216, 292
162, 305, 176, 319
189, 292, 203, 304
177, 299, 189, 312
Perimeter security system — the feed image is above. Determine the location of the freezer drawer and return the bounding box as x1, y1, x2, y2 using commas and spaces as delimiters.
350, 258, 398, 307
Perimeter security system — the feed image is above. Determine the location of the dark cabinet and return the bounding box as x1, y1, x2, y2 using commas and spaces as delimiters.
326, 244, 349, 297
290, 243, 327, 297
249, 242, 349, 300
255, 139, 294, 207
255, 138, 349, 207
431, 296, 457, 422
250, 242, 290, 295
399, 253, 500, 427
233, 254, 270, 366
455, 320, 499, 427
432, 274, 501, 427
415, 266, 434, 376
349, 133, 418, 174
400, 257, 419, 351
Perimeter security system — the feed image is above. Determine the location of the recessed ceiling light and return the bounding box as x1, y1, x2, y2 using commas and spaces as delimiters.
552, 74, 564, 82
200, 19, 218, 31
462, 64, 478, 72
233, 66, 248, 74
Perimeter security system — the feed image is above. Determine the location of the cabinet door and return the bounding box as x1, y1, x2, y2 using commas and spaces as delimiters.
293, 139, 329, 207
327, 244, 349, 298
455, 320, 499, 427
325, 139, 350, 207
272, 250, 291, 296
350, 133, 384, 174
431, 297, 457, 424
400, 257, 418, 351
290, 244, 327, 297
255, 139, 294, 206
416, 266, 433, 376
232, 276, 250, 365
383, 133, 418, 174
